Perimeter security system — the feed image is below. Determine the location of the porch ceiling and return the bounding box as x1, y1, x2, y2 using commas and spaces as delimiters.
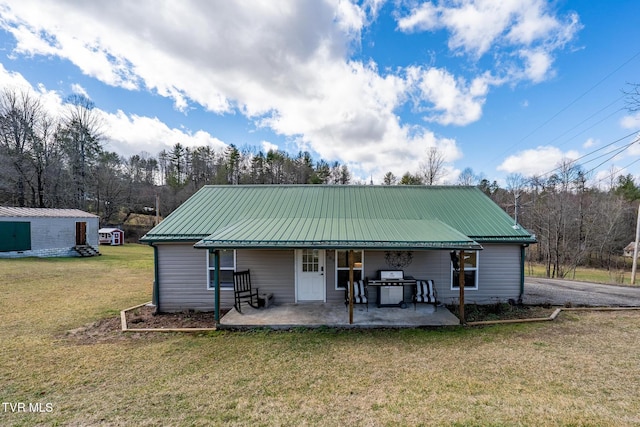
193, 217, 482, 250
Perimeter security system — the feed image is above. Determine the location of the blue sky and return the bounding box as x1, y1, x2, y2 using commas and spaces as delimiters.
0, 0, 639, 186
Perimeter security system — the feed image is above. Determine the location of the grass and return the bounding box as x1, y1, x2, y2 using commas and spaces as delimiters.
1, 245, 640, 426
526, 262, 637, 286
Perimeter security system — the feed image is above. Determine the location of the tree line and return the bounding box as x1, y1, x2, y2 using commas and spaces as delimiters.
1, 86, 639, 278
0, 88, 355, 223
460, 162, 639, 279
382, 147, 640, 278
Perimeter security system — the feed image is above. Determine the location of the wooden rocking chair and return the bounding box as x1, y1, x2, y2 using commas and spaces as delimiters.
233, 270, 259, 313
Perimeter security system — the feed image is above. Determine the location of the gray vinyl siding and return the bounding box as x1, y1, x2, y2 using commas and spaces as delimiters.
325, 251, 342, 303
360, 246, 522, 305
157, 243, 214, 312
467, 244, 522, 304
381, 244, 521, 305
156, 244, 523, 312
157, 245, 296, 312
237, 249, 295, 304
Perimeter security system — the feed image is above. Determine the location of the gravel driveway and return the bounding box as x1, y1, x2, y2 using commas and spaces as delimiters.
524, 278, 640, 307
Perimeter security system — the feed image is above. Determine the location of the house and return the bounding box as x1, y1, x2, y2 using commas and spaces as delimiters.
140, 185, 536, 314
99, 227, 124, 245
0, 207, 100, 258
624, 242, 639, 257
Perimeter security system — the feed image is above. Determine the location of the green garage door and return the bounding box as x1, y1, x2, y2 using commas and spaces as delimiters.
0, 221, 31, 252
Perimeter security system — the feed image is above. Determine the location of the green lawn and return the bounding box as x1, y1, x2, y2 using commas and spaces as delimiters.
526, 262, 636, 285
2, 245, 640, 426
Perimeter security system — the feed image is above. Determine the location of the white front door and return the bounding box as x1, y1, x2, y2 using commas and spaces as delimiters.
296, 249, 326, 301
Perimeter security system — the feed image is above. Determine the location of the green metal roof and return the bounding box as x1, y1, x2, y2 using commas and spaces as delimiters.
193, 218, 481, 250
140, 185, 536, 248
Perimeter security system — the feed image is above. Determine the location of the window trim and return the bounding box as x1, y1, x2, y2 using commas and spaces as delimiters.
335, 249, 364, 290
206, 249, 236, 290
450, 251, 479, 290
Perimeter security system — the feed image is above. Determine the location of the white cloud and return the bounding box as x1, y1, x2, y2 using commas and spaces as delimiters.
397, 0, 581, 81
407, 66, 491, 125
621, 112, 640, 129
583, 138, 597, 149
0, 61, 227, 158
396, 2, 439, 32
518, 48, 553, 83
497, 146, 579, 176
0, 0, 580, 180
101, 110, 227, 157
70, 83, 89, 99
0, 62, 65, 116
261, 141, 279, 153
0, 61, 32, 90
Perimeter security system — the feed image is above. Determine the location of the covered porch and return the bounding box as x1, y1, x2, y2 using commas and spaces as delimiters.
196, 217, 484, 326
218, 302, 460, 329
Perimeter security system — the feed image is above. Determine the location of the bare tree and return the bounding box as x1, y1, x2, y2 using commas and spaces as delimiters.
58, 94, 104, 209
457, 167, 477, 186
420, 147, 445, 185
624, 82, 640, 112
0, 88, 44, 206
94, 151, 125, 222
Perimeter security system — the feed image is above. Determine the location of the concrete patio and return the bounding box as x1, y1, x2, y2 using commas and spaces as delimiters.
219, 302, 460, 329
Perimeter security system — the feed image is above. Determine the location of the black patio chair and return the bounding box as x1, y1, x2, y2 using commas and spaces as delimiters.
412, 279, 438, 311
344, 278, 368, 311
233, 270, 259, 313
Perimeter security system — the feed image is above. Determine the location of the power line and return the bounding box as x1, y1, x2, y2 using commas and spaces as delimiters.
522, 50, 640, 143
547, 96, 625, 147
583, 139, 639, 176
593, 157, 640, 187
518, 129, 640, 185
493, 49, 640, 163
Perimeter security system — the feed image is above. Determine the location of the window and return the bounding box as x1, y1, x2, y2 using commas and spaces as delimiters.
207, 250, 236, 290
335, 250, 364, 290
302, 249, 320, 272
451, 251, 479, 290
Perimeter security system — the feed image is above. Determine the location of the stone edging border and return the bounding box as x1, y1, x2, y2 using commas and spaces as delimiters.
120, 303, 640, 332
120, 302, 218, 332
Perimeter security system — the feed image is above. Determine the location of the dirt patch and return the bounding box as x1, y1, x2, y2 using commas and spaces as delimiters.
63, 305, 227, 344
64, 317, 125, 344
126, 304, 222, 329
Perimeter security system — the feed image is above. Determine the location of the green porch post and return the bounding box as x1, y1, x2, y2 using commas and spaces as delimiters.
520, 245, 526, 299
459, 250, 465, 325
152, 244, 160, 313
348, 249, 354, 325
212, 249, 220, 322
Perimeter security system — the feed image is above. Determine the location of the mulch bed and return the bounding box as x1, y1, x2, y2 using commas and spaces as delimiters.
64, 303, 558, 344
125, 304, 222, 329
448, 303, 556, 323
63, 305, 227, 344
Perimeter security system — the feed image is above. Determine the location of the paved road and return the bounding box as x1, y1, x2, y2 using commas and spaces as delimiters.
524, 278, 640, 306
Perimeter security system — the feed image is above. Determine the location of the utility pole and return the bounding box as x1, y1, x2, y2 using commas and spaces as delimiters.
631, 204, 640, 285
155, 193, 160, 226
